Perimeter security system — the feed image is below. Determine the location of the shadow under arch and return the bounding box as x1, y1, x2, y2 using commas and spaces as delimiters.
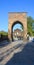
11, 20, 24, 41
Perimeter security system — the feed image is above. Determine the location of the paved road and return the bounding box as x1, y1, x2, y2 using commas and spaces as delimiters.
0, 40, 34, 65
0, 40, 9, 48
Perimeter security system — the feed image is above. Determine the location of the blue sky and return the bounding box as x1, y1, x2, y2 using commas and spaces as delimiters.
0, 0, 34, 32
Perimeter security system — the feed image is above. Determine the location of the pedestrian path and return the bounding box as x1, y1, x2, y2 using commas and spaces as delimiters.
0, 40, 26, 65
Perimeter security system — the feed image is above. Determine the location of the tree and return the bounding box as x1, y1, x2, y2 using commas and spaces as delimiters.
21, 16, 34, 36
27, 16, 33, 36
32, 20, 34, 36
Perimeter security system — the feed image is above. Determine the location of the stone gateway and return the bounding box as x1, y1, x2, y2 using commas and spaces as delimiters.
8, 12, 27, 41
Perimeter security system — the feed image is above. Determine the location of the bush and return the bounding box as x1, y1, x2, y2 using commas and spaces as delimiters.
0, 34, 9, 42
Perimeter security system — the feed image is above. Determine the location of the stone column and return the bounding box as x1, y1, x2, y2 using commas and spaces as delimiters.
8, 23, 11, 41
23, 22, 27, 41
23, 30, 27, 41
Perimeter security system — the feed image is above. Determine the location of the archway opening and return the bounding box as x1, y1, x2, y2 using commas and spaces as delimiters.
11, 21, 24, 41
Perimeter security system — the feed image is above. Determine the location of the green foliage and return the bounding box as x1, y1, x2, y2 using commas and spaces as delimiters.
27, 16, 34, 36
0, 31, 8, 36
21, 16, 34, 36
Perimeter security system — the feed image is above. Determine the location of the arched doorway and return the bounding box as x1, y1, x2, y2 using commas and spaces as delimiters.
8, 12, 27, 41
11, 21, 24, 41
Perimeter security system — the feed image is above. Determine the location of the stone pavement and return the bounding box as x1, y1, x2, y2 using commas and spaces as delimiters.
0, 40, 34, 65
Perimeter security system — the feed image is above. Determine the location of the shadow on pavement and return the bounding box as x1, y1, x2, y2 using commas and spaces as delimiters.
0, 43, 23, 62
0, 40, 10, 48
5, 41, 34, 65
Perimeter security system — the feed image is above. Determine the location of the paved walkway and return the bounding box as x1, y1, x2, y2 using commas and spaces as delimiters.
0, 40, 34, 65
